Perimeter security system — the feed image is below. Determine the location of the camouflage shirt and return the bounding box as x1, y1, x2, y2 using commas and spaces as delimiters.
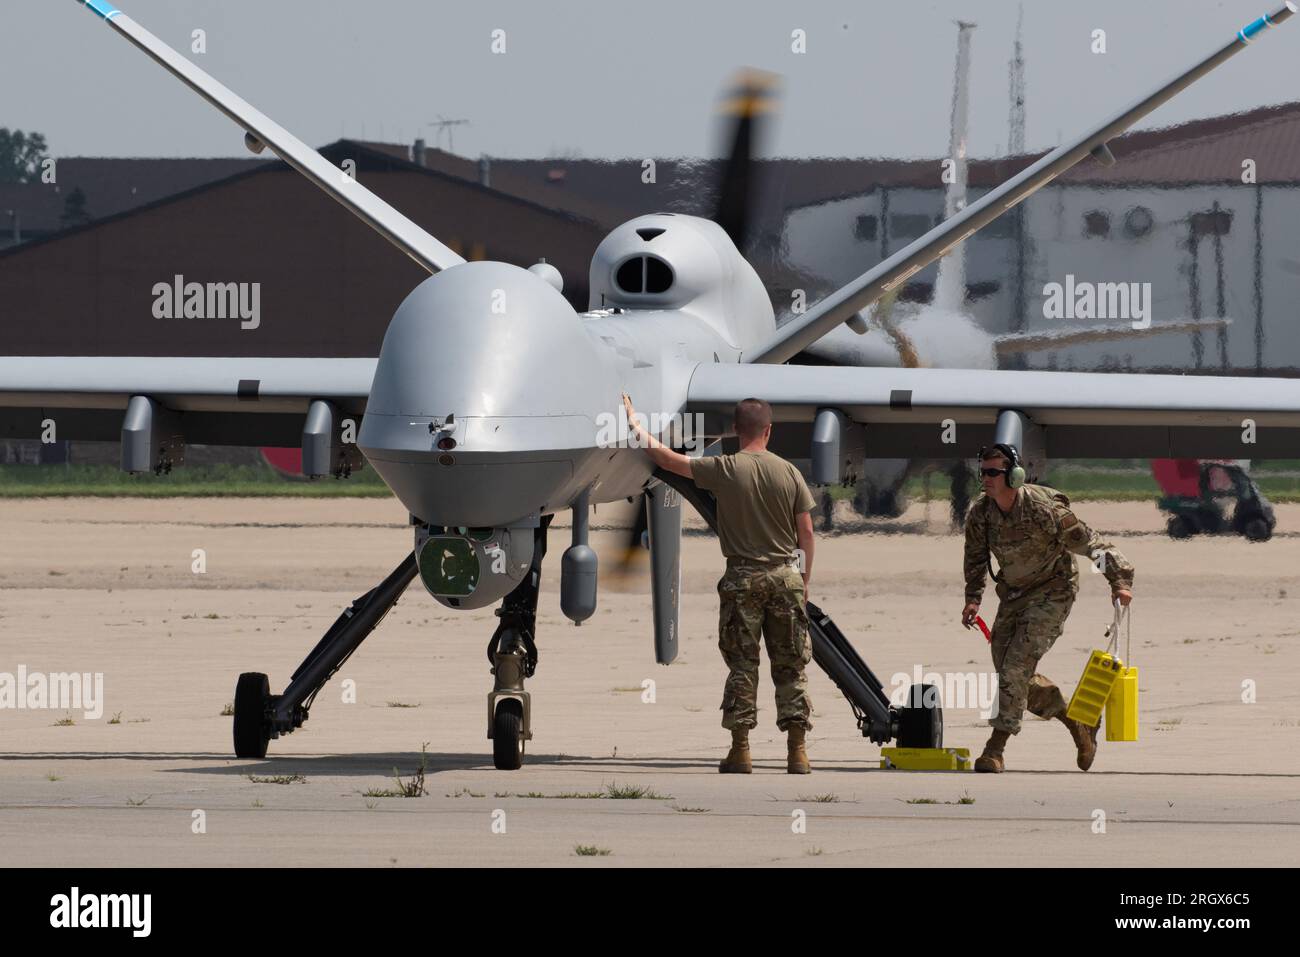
963, 484, 1135, 604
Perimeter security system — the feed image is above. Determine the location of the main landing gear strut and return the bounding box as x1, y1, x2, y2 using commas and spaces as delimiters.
233, 552, 418, 758
231, 520, 554, 771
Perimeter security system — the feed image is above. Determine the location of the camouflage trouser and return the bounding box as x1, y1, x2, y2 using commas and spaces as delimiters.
717, 561, 813, 732
988, 587, 1073, 734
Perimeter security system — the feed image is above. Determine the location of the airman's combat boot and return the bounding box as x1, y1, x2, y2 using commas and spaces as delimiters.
974, 729, 1011, 772
787, 725, 811, 774
1057, 713, 1100, 770
719, 728, 752, 774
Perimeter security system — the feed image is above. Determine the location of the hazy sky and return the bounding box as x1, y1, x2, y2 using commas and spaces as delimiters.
5, 0, 1293, 161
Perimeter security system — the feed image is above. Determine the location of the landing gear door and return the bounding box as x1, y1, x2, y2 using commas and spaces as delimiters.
646, 482, 682, 665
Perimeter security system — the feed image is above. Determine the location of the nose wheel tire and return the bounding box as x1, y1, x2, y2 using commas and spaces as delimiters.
492, 699, 525, 770
233, 672, 272, 759
897, 682, 944, 748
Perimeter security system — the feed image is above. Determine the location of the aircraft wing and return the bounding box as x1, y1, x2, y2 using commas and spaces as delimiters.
72, 1, 465, 275
685, 363, 1300, 459
0, 356, 375, 448
748, 3, 1296, 364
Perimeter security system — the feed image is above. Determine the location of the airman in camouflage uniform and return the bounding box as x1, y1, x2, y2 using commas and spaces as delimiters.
621, 392, 818, 775
694, 413, 818, 775
715, 559, 813, 738
962, 445, 1134, 773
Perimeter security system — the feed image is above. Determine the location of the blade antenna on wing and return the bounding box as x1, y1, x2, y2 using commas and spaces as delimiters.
746, 3, 1297, 364
74, 0, 466, 275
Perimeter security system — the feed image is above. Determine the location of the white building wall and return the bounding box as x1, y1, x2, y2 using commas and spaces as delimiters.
779, 179, 1298, 375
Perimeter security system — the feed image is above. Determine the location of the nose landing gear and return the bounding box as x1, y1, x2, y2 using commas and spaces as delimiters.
485, 517, 549, 770
489, 651, 530, 771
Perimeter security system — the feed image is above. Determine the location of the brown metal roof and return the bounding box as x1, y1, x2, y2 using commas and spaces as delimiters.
4, 157, 268, 235
5, 99, 1297, 250
332, 141, 630, 227
479, 100, 1300, 224
1060, 100, 1300, 184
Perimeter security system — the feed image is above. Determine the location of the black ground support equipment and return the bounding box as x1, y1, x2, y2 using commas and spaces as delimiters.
653, 468, 942, 749
485, 517, 551, 769
232, 551, 418, 759
1159, 461, 1276, 542
804, 600, 895, 744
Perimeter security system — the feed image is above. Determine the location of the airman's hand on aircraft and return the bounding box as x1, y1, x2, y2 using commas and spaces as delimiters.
1113, 589, 1133, 607
622, 393, 643, 437
961, 601, 980, 629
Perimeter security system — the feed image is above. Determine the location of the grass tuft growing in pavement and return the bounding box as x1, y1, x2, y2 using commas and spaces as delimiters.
603, 782, 672, 800
362, 743, 430, 798
903, 793, 975, 806
498, 781, 674, 801
248, 774, 306, 785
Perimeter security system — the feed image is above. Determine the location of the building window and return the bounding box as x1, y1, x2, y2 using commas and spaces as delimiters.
1083, 210, 1110, 238
854, 214, 877, 242
890, 213, 932, 240
981, 212, 1016, 239
1191, 209, 1232, 237
1123, 206, 1154, 239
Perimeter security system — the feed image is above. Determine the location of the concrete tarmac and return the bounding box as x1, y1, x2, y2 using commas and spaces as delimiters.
1, 497, 1297, 866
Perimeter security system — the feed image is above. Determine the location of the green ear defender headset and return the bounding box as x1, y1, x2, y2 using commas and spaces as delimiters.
980, 442, 1026, 489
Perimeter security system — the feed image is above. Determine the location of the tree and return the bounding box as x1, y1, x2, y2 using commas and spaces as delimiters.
0, 128, 50, 184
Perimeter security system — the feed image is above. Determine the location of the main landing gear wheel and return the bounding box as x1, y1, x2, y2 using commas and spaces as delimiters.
492, 699, 524, 770
897, 683, 943, 748
233, 672, 272, 759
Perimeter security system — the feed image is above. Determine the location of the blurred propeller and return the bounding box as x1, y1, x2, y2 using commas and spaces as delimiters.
712, 69, 779, 253
610, 69, 780, 581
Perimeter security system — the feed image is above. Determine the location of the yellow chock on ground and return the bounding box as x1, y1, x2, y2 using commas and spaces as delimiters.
1066, 650, 1124, 726
1105, 665, 1139, 741
880, 747, 972, 771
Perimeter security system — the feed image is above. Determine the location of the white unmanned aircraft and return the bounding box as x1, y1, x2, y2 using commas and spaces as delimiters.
3, 1, 1298, 769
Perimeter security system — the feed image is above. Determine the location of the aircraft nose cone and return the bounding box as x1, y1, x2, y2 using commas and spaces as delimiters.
358, 261, 620, 526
